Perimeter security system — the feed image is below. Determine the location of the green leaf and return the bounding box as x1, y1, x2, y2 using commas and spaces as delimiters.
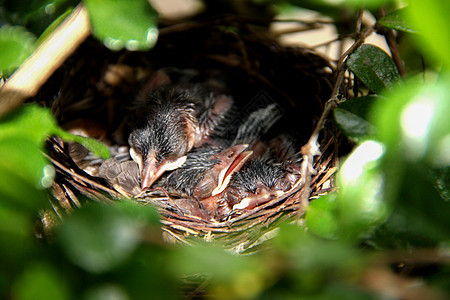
115, 247, 177, 299
273, 224, 364, 274
12, 263, 70, 300
170, 243, 261, 281
0, 205, 34, 258
306, 194, 338, 239
347, 44, 401, 94
407, 0, 450, 67
1, 0, 52, 16
56, 203, 155, 273
0, 139, 50, 210
369, 75, 450, 246
334, 95, 379, 139
169, 243, 267, 298
377, 8, 417, 33
372, 75, 450, 166
344, 0, 395, 9
83, 284, 129, 300
372, 164, 450, 248
0, 25, 36, 75
337, 140, 389, 240
0, 105, 57, 145
55, 129, 110, 159
0, 138, 51, 187
84, 0, 159, 51
0, 104, 110, 159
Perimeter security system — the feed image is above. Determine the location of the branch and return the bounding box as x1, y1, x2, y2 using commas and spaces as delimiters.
378, 8, 406, 77
298, 12, 375, 214
0, 4, 91, 117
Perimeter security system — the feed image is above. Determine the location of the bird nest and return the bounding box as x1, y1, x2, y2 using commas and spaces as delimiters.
37, 16, 347, 253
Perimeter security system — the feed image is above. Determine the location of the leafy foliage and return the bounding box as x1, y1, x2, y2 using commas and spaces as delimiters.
0, 0, 159, 78
347, 44, 401, 94
83, 0, 159, 51
377, 8, 417, 33
0, 0, 449, 299
334, 95, 378, 140
0, 26, 36, 76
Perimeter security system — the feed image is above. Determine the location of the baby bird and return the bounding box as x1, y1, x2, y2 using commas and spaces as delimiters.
217, 135, 302, 217
218, 159, 289, 216
159, 102, 282, 214
128, 85, 234, 190
161, 144, 253, 200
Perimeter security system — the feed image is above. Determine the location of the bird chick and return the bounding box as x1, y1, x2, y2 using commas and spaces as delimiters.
218, 159, 289, 216
161, 144, 253, 200
128, 85, 234, 190
218, 135, 301, 217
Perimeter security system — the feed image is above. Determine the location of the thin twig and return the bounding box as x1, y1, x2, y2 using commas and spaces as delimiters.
298, 12, 375, 215
379, 8, 406, 76
44, 153, 119, 198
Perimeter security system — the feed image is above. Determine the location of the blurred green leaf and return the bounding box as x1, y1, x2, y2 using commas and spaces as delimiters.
371, 165, 450, 248
369, 75, 450, 247
304, 140, 388, 244
116, 247, 177, 300
170, 243, 262, 281
0, 25, 36, 75
0, 104, 110, 158
273, 224, 365, 280
0, 105, 57, 144
83, 284, 129, 300
336, 140, 389, 240
344, 0, 394, 9
2, 0, 47, 15
378, 8, 417, 33
0, 205, 35, 259
347, 44, 401, 94
306, 193, 338, 239
169, 243, 268, 299
397, 33, 437, 74
57, 202, 158, 273
407, 0, 450, 67
372, 76, 450, 166
334, 95, 379, 139
0, 138, 52, 187
0, 139, 50, 210
11, 262, 70, 300
83, 0, 159, 51
394, 164, 450, 245
55, 128, 110, 159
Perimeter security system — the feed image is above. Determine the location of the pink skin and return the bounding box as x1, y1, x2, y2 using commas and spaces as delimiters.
194, 144, 253, 199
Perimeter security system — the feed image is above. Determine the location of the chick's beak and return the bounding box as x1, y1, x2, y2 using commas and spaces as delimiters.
210, 144, 253, 196
141, 155, 187, 190
140, 156, 161, 190
130, 146, 188, 190
193, 144, 252, 199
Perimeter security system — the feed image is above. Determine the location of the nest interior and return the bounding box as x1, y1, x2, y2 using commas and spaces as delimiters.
37, 16, 344, 252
